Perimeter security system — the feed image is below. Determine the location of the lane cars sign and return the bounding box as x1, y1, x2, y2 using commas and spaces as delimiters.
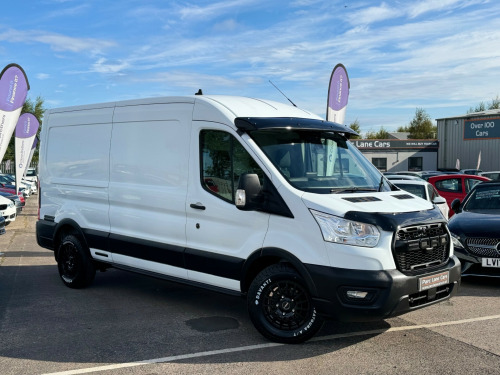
464, 117, 500, 140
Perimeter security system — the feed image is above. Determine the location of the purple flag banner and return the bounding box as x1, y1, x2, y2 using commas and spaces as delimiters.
0, 63, 30, 163
326, 63, 350, 124
15, 113, 39, 194
0, 64, 29, 111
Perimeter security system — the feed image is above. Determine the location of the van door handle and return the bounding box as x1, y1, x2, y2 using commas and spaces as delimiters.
190, 203, 206, 210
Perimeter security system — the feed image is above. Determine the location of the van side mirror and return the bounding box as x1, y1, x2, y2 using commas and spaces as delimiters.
451, 198, 461, 213
236, 173, 262, 210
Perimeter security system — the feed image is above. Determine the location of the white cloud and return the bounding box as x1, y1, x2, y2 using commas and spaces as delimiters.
347, 2, 402, 25
176, 0, 263, 20
91, 58, 130, 74
0, 28, 115, 55
36, 73, 50, 80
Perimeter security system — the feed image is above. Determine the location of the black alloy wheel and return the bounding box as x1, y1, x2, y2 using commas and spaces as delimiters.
57, 234, 95, 288
247, 263, 323, 343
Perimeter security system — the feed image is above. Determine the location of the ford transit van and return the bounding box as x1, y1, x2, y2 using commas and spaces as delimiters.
36, 95, 461, 343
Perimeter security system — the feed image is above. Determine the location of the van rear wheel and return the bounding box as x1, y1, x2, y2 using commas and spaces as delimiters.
247, 263, 323, 343
57, 234, 95, 288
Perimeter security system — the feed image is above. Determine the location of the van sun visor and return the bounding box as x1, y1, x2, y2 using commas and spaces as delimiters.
234, 117, 358, 137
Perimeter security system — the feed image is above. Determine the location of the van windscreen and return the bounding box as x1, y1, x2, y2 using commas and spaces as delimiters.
249, 129, 390, 194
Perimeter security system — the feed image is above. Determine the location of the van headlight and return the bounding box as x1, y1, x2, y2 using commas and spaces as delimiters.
310, 209, 380, 247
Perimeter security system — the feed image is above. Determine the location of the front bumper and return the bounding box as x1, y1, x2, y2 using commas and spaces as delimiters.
306, 255, 461, 322
454, 245, 500, 277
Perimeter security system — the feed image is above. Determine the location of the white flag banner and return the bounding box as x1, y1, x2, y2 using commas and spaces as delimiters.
23, 137, 38, 179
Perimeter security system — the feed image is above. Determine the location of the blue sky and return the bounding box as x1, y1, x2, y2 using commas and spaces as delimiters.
1, 0, 499, 134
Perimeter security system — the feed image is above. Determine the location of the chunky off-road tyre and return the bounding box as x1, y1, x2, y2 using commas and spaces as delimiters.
57, 234, 95, 289
247, 263, 324, 343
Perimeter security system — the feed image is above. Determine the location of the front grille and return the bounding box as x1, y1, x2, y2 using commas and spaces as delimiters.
0, 204, 7, 210
465, 238, 500, 258
394, 223, 449, 273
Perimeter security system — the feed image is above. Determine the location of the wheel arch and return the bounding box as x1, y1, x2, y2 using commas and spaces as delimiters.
53, 219, 89, 260
240, 247, 318, 297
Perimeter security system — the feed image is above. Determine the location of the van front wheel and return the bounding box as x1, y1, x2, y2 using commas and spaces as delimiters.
57, 234, 95, 289
247, 263, 323, 343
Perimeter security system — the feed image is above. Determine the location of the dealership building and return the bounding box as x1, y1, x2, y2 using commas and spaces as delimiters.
436, 109, 500, 172
352, 136, 439, 173
353, 109, 500, 173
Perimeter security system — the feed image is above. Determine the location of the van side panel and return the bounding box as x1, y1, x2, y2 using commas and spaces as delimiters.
107, 103, 193, 276
40, 107, 113, 235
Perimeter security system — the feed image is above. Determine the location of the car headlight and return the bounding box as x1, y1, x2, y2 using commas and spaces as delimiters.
310, 209, 380, 247
8, 201, 14, 208
450, 233, 464, 249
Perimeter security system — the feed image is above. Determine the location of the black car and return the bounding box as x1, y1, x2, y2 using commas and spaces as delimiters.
449, 181, 500, 277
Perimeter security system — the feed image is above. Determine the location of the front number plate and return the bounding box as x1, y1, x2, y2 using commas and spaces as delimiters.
482, 258, 500, 268
419, 271, 449, 291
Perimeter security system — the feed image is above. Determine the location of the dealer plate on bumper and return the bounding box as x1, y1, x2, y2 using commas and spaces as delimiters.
419, 271, 449, 291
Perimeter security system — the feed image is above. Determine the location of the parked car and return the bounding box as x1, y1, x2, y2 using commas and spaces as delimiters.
420, 171, 445, 181
459, 169, 483, 175
0, 195, 17, 224
479, 171, 500, 181
0, 175, 30, 197
384, 171, 421, 178
384, 174, 422, 181
24, 167, 38, 185
0, 191, 23, 214
428, 174, 490, 217
0, 174, 33, 196
448, 181, 500, 276
391, 179, 449, 219
0, 186, 26, 206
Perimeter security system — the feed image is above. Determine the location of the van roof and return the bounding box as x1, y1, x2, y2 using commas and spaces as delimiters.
46, 95, 319, 119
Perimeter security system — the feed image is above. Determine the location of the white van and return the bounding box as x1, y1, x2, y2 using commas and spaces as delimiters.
36, 95, 461, 343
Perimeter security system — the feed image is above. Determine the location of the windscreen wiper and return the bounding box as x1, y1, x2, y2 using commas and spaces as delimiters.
330, 187, 378, 194
378, 175, 385, 192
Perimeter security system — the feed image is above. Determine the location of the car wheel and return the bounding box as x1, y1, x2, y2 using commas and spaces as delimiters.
247, 263, 323, 344
57, 234, 95, 288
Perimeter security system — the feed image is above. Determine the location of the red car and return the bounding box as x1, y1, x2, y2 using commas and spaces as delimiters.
428, 174, 490, 217
0, 184, 25, 206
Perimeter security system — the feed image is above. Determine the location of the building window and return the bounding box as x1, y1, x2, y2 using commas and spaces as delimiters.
372, 158, 387, 172
408, 157, 423, 171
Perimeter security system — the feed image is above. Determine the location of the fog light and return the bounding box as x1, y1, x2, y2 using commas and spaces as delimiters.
346, 290, 369, 299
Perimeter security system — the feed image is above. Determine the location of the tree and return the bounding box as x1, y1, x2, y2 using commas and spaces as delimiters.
4, 96, 45, 164
467, 95, 500, 113
407, 108, 436, 139
348, 120, 361, 139
365, 126, 390, 139
396, 125, 410, 132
